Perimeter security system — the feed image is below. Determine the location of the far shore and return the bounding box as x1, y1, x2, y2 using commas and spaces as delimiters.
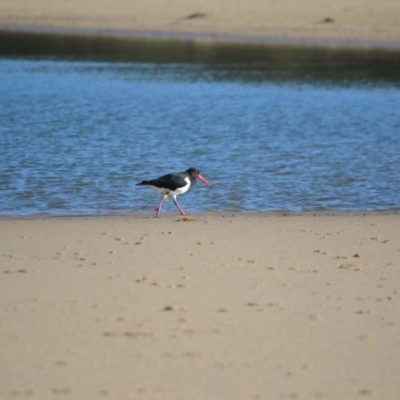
1, 23, 400, 50
1, 0, 400, 50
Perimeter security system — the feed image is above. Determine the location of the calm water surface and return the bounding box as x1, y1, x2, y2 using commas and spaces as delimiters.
1, 33, 400, 215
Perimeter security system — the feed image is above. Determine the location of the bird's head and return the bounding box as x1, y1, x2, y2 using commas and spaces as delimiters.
186, 168, 211, 187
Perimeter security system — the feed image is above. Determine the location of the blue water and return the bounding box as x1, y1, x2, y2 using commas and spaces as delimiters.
1, 56, 400, 216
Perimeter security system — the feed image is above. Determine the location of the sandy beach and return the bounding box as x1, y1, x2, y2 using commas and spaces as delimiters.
1, 0, 400, 47
1, 213, 399, 399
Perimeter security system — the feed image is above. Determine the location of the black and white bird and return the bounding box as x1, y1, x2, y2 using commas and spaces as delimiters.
136, 167, 211, 217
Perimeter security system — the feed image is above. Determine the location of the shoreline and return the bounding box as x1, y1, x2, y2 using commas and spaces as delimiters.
1, 209, 400, 221
2, 23, 400, 50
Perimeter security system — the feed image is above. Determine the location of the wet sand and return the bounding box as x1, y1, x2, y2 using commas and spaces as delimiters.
0, 0, 400, 47
1, 213, 399, 399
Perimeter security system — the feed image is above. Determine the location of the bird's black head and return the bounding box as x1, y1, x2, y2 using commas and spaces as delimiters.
185, 168, 211, 187
185, 168, 200, 178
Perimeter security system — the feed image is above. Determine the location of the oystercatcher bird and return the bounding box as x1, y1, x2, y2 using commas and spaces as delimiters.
137, 167, 211, 217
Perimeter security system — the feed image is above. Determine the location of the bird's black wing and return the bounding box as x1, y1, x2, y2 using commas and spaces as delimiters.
137, 172, 188, 191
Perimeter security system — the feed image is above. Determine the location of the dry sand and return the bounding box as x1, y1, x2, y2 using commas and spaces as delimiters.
1, 213, 400, 399
1, 0, 400, 47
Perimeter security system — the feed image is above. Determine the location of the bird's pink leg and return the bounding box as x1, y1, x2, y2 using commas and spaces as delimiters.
173, 198, 186, 215
154, 196, 164, 217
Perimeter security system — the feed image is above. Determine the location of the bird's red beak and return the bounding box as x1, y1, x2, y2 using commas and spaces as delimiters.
197, 174, 211, 187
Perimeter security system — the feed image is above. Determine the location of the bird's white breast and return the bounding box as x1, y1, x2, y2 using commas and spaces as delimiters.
148, 176, 191, 196
174, 177, 191, 195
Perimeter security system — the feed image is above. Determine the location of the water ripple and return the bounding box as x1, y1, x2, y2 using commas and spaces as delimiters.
1, 58, 400, 215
